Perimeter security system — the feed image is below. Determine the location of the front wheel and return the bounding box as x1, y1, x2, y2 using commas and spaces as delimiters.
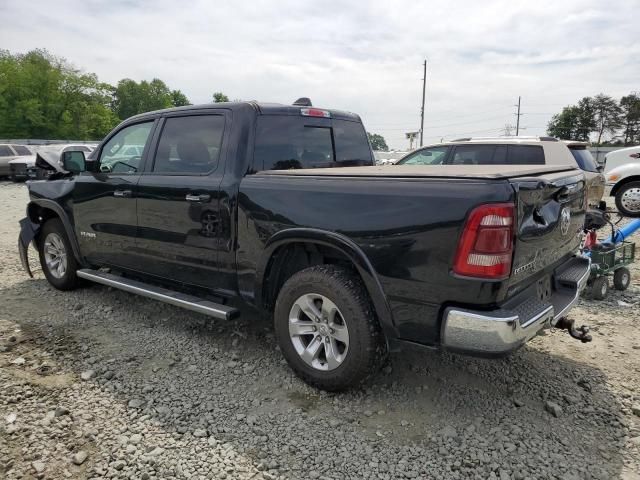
38, 218, 80, 290
615, 181, 640, 217
274, 265, 386, 391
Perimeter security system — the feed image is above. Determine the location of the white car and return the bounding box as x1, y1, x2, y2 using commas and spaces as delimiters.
603, 145, 640, 173
607, 163, 640, 216
0, 144, 33, 178
395, 137, 606, 207
9, 144, 94, 181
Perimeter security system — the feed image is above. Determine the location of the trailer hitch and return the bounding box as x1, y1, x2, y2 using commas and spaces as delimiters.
555, 318, 592, 343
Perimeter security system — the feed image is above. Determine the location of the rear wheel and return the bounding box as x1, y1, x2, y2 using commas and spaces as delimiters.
274, 265, 386, 391
613, 267, 631, 291
615, 181, 640, 217
591, 276, 609, 300
38, 218, 80, 290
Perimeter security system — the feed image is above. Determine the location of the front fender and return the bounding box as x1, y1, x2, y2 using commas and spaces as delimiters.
26, 199, 84, 267
18, 217, 40, 277
257, 228, 398, 341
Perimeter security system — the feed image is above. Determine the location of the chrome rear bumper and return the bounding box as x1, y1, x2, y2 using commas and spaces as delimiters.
441, 256, 590, 355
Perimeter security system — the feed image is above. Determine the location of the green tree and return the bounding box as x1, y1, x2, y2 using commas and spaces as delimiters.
620, 93, 640, 145
367, 132, 389, 151
212, 92, 229, 103
112, 79, 191, 120
0, 49, 118, 139
592, 93, 622, 145
547, 106, 582, 140
547, 96, 598, 141
171, 89, 191, 107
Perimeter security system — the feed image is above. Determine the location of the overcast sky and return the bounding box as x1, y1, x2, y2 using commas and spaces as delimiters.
1, 0, 639, 149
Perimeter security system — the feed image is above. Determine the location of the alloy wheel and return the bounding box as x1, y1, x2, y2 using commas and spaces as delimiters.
288, 293, 350, 371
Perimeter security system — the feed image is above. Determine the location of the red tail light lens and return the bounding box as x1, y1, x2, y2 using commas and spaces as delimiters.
300, 108, 331, 118
453, 203, 515, 279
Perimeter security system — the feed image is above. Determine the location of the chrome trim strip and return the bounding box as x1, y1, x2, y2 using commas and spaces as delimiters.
77, 269, 238, 320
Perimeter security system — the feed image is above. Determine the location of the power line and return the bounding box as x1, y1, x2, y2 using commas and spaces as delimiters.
369, 114, 512, 130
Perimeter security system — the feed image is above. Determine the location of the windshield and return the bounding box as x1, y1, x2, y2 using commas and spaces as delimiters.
570, 148, 600, 173
397, 146, 448, 165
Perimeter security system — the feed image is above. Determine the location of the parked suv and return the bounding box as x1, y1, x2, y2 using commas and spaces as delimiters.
19, 102, 590, 390
396, 137, 605, 207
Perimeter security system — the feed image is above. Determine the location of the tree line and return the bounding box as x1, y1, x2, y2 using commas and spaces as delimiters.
0, 49, 231, 140
547, 93, 640, 146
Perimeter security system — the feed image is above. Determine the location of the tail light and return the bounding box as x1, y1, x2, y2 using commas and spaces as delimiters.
300, 108, 331, 118
453, 203, 515, 279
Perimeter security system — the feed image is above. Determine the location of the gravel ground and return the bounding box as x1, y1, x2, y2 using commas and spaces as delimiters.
1, 180, 639, 480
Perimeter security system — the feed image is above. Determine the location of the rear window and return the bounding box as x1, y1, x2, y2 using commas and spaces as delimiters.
449, 144, 545, 165
254, 116, 373, 171
569, 147, 599, 173
510, 145, 545, 165
13, 146, 31, 155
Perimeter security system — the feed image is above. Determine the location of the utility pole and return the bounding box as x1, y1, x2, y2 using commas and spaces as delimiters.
420, 60, 427, 146
514, 96, 522, 136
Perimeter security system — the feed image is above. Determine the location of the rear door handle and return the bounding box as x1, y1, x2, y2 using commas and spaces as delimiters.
113, 190, 132, 198
185, 194, 211, 203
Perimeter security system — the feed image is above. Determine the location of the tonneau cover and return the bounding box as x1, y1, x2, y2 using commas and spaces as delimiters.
260, 164, 576, 179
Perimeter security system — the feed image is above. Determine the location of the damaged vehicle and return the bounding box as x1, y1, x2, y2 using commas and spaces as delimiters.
19, 100, 591, 390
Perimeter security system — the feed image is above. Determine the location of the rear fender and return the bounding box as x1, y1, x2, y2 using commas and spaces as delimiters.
257, 228, 398, 342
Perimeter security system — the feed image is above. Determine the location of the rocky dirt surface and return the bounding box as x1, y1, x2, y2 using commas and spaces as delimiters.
0, 180, 639, 480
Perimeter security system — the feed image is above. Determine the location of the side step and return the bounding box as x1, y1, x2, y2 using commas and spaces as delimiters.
77, 269, 239, 320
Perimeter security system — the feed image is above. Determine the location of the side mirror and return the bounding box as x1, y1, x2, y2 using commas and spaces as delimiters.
61, 151, 86, 174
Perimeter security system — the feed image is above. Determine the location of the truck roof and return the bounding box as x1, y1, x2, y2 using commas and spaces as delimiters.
126, 101, 362, 123
260, 164, 578, 179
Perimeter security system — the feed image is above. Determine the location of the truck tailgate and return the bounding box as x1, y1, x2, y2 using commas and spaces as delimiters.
508, 170, 586, 288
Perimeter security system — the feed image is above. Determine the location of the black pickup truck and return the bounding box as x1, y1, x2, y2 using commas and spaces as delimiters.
18, 101, 591, 390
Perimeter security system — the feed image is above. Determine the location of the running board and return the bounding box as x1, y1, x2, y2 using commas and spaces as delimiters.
76, 269, 239, 320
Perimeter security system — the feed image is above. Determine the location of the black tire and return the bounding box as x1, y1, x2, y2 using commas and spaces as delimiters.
614, 181, 640, 217
274, 265, 387, 391
613, 267, 631, 291
591, 276, 609, 300
38, 218, 80, 290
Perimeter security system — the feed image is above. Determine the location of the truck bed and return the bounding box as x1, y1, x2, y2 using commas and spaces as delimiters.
261, 164, 576, 179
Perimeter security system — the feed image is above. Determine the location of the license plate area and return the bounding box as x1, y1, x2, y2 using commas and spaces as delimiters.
536, 275, 552, 303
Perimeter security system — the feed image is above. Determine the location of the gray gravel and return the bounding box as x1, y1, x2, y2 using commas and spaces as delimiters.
1, 180, 640, 479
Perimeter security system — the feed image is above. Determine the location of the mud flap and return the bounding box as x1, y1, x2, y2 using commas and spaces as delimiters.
18, 217, 40, 278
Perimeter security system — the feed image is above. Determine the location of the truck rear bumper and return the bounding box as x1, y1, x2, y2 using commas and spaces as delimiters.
441, 256, 590, 356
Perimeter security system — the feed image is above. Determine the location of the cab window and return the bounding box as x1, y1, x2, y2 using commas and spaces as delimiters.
254, 116, 373, 171
99, 122, 154, 174
152, 115, 225, 174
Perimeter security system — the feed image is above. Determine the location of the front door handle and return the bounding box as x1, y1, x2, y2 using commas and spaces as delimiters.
113, 190, 132, 198
185, 193, 211, 203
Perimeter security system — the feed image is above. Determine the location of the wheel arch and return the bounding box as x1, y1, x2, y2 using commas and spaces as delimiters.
27, 199, 84, 265
611, 176, 640, 196
257, 228, 397, 342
